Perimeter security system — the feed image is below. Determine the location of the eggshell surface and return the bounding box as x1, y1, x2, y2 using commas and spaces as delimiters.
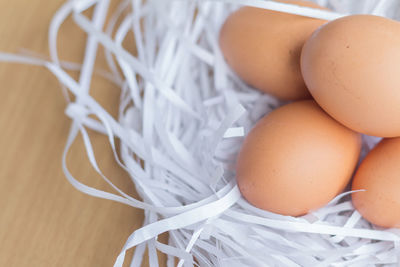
219, 0, 327, 100
236, 100, 361, 216
301, 15, 400, 137
352, 138, 400, 228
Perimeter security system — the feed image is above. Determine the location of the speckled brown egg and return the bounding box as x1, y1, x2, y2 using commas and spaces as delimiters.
219, 0, 327, 100
352, 138, 400, 228
301, 15, 400, 137
236, 100, 362, 216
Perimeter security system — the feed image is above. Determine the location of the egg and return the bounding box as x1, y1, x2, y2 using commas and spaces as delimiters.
236, 100, 361, 216
301, 15, 400, 137
219, 0, 327, 100
352, 138, 400, 228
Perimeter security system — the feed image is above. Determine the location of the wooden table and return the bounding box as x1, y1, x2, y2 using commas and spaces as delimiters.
0, 1, 152, 266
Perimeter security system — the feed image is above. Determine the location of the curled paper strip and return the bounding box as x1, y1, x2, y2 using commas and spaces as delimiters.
2, 0, 400, 266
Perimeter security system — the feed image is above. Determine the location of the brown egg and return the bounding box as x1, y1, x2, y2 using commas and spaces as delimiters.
219, 0, 327, 100
236, 100, 361, 216
352, 138, 400, 228
301, 15, 400, 137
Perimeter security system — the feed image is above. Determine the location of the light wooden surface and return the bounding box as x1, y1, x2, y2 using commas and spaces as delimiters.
0, 1, 154, 266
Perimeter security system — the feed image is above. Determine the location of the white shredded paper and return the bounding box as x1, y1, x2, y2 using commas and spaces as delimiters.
3, 0, 400, 266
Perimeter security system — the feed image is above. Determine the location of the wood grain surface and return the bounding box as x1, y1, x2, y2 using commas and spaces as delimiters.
0, 1, 158, 266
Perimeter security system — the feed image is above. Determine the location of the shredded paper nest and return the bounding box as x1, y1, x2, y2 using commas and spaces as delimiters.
3, 0, 400, 266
